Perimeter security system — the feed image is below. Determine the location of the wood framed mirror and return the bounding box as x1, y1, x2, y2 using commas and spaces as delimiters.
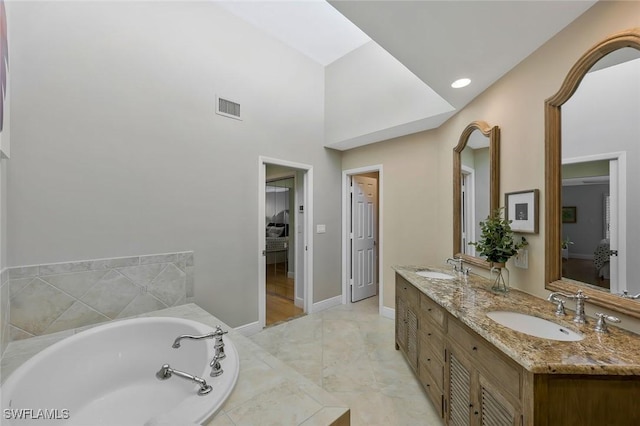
545, 28, 640, 318
453, 121, 500, 268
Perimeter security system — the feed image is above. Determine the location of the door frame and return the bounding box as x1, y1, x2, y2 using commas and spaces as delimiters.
259, 156, 314, 329
562, 151, 626, 294
341, 165, 385, 315
460, 164, 476, 257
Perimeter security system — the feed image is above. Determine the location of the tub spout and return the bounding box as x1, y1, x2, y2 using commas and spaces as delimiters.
172, 326, 228, 348
156, 364, 213, 396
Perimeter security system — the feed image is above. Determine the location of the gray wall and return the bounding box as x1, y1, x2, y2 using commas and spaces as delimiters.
6, 1, 342, 327
562, 184, 609, 258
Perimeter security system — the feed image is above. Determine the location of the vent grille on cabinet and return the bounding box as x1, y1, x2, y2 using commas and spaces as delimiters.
216, 96, 242, 120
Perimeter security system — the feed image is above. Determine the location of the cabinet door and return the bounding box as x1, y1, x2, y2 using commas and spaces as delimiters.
448, 348, 473, 426
396, 293, 408, 352
479, 375, 519, 426
407, 308, 418, 371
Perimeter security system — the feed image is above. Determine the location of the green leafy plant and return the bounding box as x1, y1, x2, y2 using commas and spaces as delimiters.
561, 236, 574, 250
469, 208, 528, 264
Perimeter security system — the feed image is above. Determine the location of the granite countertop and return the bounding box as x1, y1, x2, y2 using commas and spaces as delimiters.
0, 304, 349, 426
393, 265, 640, 376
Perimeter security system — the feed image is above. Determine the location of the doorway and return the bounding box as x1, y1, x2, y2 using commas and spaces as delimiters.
259, 157, 313, 329
342, 166, 383, 312
561, 153, 626, 295
265, 175, 301, 325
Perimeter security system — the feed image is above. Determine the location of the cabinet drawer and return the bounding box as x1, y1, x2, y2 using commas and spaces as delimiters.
420, 293, 445, 328
420, 335, 445, 388
397, 278, 419, 307
418, 365, 444, 419
448, 318, 521, 400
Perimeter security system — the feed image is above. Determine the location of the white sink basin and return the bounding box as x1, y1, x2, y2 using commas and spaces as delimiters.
416, 270, 456, 280
486, 311, 584, 341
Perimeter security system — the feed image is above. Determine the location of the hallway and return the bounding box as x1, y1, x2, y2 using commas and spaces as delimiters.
250, 296, 442, 425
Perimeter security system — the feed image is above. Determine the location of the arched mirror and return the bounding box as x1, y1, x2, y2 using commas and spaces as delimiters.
545, 28, 640, 318
453, 121, 500, 268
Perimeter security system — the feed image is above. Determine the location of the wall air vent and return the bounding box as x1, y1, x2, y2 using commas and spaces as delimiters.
216, 95, 242, 120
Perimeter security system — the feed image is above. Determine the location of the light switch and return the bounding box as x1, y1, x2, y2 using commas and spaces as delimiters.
316, 224, 326, 234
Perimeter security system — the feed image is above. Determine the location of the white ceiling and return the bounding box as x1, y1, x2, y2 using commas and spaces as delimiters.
216, 0, 598, 149
329, 0, 597, 112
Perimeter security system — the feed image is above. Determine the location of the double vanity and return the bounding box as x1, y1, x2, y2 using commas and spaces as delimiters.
394, 265, 640, 426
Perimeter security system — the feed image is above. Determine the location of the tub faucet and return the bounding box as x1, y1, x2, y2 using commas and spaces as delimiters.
156, 364, 212, 396
210, 354, 224, 377
213, 325, 226, 360
172, 326, 228, 349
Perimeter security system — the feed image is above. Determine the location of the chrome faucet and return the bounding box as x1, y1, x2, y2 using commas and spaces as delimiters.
620, 291, 640, 299
156, 364, 212, 395
547, 290, 588, 323
209, 353, 224, 377
172, 325, 228, 377
570, 290, 589, 324
446, 257, 463, 273
213, 325, 226, 360
547, 292, 567, 316
172, 326, 228, 349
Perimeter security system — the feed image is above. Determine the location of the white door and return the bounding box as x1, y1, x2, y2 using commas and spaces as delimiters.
351, 175, 377, 302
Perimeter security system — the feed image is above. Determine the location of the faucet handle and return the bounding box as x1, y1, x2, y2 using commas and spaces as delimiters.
620, 291, 640, 299
594, 312, 621, 333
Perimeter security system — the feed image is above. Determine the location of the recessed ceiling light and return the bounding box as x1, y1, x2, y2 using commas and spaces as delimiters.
451, 78, 471, 89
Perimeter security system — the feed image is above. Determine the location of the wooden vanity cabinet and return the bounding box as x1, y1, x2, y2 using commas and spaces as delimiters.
396, 275, 522, 425
395, 273, 640, 426
395, 276, 446, 418
395, 277, 419, 371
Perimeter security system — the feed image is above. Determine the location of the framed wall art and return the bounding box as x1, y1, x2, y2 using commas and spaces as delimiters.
505, 189, 539, 234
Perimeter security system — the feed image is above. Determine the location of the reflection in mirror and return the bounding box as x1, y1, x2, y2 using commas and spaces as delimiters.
460, 131, 490, 258
562, 47, 639, 296
545, 29, 640, 318
453, 121, 500, 268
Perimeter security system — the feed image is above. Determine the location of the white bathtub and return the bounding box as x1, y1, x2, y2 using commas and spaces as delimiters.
1, 317, 239, 425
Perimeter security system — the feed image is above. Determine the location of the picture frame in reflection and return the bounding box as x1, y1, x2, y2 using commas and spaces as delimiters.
505, 189, 539, 234
562, 206, 577, 224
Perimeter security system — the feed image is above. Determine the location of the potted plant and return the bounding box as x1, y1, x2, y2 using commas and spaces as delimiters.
469, 207, 528, 292
561, 236, 573, 260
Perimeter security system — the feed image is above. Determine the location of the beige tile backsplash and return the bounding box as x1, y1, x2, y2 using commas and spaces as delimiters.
4, 252, 193, 343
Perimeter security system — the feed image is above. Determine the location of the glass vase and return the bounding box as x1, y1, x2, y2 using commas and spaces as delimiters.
490, 264, 509, 293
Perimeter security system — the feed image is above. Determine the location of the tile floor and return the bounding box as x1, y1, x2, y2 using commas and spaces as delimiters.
249, 296, 443, 426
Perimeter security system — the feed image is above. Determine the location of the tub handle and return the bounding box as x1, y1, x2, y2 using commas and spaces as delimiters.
156, 364, 213, 396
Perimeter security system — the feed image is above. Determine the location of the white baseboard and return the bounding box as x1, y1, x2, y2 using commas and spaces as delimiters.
295, 296, 304, 309
311, 295, 342, 314
288, 271, 295, 278
381, 306, 395, 320
234, 321, 262, 337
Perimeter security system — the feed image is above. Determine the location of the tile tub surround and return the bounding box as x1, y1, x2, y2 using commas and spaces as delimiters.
7, 252, 194, 341
393, 265, 640, 375
0, 304, 351, 426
